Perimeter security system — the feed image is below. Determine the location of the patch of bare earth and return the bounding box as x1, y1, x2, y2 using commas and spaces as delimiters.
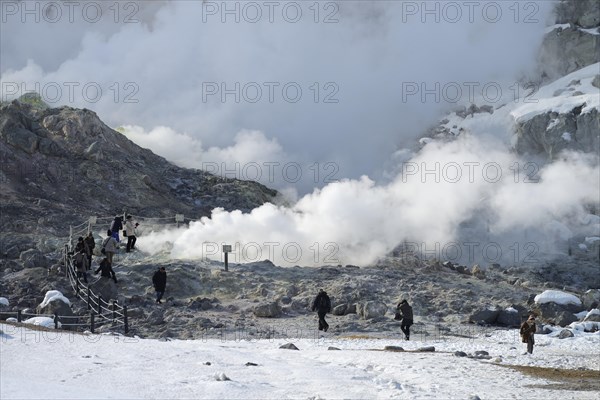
500, 364, 600, 392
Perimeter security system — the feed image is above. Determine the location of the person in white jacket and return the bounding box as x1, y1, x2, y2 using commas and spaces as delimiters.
124, 215, 139, 253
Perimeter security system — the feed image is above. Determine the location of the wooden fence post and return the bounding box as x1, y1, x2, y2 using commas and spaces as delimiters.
124, 306, 129, 334
17, 310, 22, 322
64, 245, 69, 276
54, 314, 59, 329
90, 313, 95, 334
87, 287, 91, 311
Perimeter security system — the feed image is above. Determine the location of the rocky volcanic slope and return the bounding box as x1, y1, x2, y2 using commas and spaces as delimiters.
0, 97, 277, 254
0, 96, 278, 326
1, 0, 600, 340
4, 247, 598, 340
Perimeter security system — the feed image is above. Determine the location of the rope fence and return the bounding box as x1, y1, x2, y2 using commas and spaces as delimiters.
63, 244, 129, 334
55, 212, 193, 335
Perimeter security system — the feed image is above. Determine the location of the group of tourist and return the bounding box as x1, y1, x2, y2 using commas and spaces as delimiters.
71, 215, 139, 285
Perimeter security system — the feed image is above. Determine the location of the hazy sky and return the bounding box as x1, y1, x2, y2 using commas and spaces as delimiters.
1, 0, 556, 192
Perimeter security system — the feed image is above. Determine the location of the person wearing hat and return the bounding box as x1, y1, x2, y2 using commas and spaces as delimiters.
74, 236, 86, 253
396, 299, 414, 340
520, 315, 537, 354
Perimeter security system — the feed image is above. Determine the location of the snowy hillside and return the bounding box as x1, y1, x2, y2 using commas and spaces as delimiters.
428, 63, 600, 151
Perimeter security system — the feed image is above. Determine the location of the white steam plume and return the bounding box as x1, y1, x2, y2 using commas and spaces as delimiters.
138, 135, 599, 267
1, 1, 556, 193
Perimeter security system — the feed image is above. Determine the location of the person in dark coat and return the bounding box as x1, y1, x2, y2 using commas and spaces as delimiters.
311, 289, 331, 332
110, 216, 123, 242
84, 232, 95, 270
73, 248, 89, 283
152, 267, 167, 304
74, 236, 86, 253
95, 257, 117, 283
396, 299, 414, 340
520, 315, 536, 354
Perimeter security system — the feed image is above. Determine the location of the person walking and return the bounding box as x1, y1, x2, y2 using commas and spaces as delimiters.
101, 230, 119, 265
396, 299, 414, 340
124, 215, 139, 253
110, 216, 123, 242
152, 267, 167, 304
311, 289, 331, 332
95, 257, 117, 283
74, 236, 86, 253
84, 232, 95, 270
73, 248, 89, 284
520, 315, 537, 354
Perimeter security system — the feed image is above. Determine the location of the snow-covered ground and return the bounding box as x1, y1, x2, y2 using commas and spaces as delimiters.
2, 323, 598, 399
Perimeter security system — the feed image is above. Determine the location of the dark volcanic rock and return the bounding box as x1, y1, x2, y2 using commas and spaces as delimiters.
0, 99, 278, 233
496, 309, 521, 327
469, 308, 500, 325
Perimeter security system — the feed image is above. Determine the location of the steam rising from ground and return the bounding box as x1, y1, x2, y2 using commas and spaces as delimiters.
138, 136, 599, 266
3, 1, 598, 267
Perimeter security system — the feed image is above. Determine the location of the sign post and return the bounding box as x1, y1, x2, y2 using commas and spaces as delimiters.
175, 214, 184, 228
222, 245, 232, 271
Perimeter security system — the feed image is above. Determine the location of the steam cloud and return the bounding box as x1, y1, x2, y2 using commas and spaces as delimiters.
137, 136, 599, 266
2, 1, 556, 191
3, 1, 598, 267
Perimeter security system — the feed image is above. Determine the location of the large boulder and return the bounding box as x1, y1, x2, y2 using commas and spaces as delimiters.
0, 297, 9, 318
583, 309, 600, 322
534, 290, 584, 313
537, 302, 574, 322
20, 249, 50, 269
554, 311, 579, 327
36, 290, 74, 320
188, 297, 213, 311
253, 302, 282, 318
582, 289, 600, 310
496, 308, 521, 327
558, 329, 575, 339
469, 308, 500, 325
357, 301, 388, 320
332, 304, 347, 316
146, 309, 165, 325
89, 277, 118, 302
